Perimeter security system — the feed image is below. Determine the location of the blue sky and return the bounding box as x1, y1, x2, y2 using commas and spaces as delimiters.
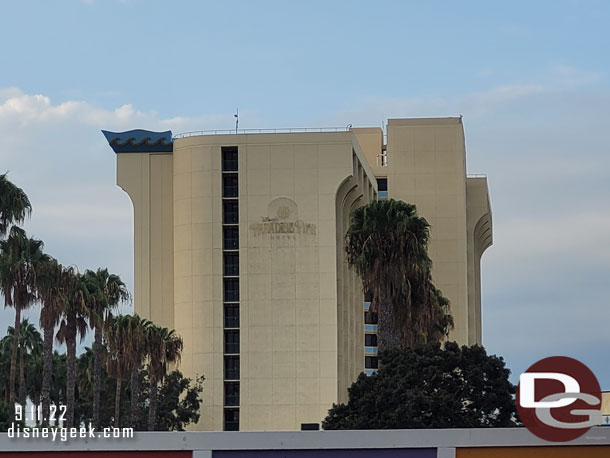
1, 0, 610, 388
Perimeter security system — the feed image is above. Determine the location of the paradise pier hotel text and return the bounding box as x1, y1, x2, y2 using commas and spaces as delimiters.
102, 117, 493, 431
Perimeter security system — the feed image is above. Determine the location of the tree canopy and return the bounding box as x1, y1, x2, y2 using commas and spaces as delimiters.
323, 342, 518, 430
346, 199, 453, 349
0, 173, 31, 237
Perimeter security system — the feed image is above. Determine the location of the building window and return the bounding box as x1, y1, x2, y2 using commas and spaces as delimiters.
365, 356, 378, 369
365, 334, 378, 347
222, 147, 238, 172
223, 201, 239, 224
224, 252, 239, 276
224, 330, 240, 354
224, 355, 240, 380
223, 226, 239, 250
377, 177, 388, 199
224, 382, 240, 407
223, 174, 239, 198
224, 304, 239, 328
364, 290, 373, 302
224, 278, 239, 302
224, 408, 239, 431
364, 311, 378, 324
377, 177, 388, 192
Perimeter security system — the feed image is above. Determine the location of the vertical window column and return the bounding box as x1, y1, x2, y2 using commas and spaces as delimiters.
377, 177, 388, 199
222, 146, 240, 431
364, 290, 378, 375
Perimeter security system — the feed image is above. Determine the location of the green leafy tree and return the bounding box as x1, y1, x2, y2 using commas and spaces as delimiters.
0, 173, 31, 237
82, 268, 130, 428
154, 371, 204, 431
323, 342, 518, 430
346, 199, 453, 349
0, 227, 45, 409
72, 363, 203, 431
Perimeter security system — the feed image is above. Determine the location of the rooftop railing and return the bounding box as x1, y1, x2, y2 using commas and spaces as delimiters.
173, 127, 351, 139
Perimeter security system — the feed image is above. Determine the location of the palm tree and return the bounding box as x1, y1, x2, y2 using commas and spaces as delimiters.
50, 351, 67, 414
76, 347, 94, 399
125, 314, 149, 428
82, 268, 130, 428
104, 314, 133, 428
0, 173, 31, 238
15, 319, 42, 406
145, 325, 183, 431
75, 346, 95, 426
345, 199, 453, 349
0, 227, 45, 408
0, 333, 12, 402
56, 267, 88, 427
37, 257, 66, 426
25, 348, 43, 422
0, 321, 43, 407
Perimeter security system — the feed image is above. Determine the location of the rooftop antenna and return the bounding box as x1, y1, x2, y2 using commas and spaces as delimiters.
234, 108, 239, 134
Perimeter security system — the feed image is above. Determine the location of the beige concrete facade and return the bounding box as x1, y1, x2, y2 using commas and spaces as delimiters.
111, 117, 492, 432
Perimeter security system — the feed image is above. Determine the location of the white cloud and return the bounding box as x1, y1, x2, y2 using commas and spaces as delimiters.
0, 88, 235, 133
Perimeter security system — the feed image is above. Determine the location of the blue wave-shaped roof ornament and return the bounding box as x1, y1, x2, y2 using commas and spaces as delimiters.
102, 129, 173, 153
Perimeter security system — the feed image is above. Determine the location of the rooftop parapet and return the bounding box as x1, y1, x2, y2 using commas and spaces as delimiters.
102, 129, 173, 153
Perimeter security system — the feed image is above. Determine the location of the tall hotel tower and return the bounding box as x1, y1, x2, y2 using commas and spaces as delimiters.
102, 117, 493, 431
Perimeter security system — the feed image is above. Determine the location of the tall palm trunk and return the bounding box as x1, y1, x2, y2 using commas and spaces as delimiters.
130, 366, 139, 428
41, 324, 53, 426
18, 348, 26, 406
114, 377, 121, 428
9, 307, 21, 408
32, 392, 41, 425
148, 379, 157, 431
377, 300, 402, 351
65, 319, 76, 427
92, 323, 102, 428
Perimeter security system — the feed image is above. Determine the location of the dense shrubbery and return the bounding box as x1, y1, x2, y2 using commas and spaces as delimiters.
323, 342, 518, 430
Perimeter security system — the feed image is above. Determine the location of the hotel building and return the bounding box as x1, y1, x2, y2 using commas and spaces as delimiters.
102, 117, 492, 431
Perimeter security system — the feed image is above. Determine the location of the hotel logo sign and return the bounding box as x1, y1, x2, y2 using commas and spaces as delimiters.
250, 197, 317, 239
